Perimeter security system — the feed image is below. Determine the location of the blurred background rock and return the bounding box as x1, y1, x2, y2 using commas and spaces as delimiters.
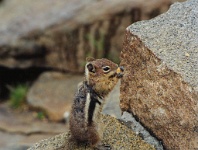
0, 0, 185, 149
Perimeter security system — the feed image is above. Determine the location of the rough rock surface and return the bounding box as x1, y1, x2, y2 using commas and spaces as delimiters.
0, 131, 57, 150
27, 72, 83, 121
120, 0, 198, 149
0, 0, 183, 72
0, 103, 66, 149
28, 114, 155, 150
120, 112, 163, 150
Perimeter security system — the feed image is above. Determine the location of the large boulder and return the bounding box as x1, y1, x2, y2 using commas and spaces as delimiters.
120, 0, 198, 149
0, 0, 183, 72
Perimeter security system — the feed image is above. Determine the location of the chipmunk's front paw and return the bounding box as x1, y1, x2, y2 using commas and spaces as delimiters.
94, 144, 112, 150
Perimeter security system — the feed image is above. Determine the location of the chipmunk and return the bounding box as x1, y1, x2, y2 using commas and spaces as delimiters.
69, 57, 124, 150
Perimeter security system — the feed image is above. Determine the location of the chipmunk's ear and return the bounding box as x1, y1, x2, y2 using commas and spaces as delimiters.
86, 63, 95, 73
86, 57, 95, 62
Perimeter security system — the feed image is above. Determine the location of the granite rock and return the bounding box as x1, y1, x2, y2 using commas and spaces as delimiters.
120, 0, 198, 149
120, 112, 163, 150
28, 114, 155, 150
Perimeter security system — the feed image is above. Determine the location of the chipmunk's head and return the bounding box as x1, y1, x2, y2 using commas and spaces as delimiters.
85, 57, 124, 97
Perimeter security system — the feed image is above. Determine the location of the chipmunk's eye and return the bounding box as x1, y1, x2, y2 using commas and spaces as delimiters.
102, 66, 111, 73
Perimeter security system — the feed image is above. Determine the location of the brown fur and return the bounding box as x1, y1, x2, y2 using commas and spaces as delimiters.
69, 57, 124, 149
87, 58, 120, 97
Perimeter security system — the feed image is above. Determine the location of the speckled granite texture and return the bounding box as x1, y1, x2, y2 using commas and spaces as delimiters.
120, 0, 198, 149
28, 114, 155, 150
127, 0, 198, 92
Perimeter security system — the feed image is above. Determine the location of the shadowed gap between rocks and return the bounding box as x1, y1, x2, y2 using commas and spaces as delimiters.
0, 66, 68, 100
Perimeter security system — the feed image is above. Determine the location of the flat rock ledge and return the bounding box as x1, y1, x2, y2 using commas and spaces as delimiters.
120, 0, 198, 149
28, 114, 155, 150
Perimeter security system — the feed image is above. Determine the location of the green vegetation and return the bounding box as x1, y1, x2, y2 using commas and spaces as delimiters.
86, 32, 105, 58
83, 31, 121, 66
95, 33, 105, 55
8, 84, 28, 109
37, 111, 46, 120
8, 84, 47, 120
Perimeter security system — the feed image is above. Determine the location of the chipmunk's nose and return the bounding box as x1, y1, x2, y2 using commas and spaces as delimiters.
120, 66, 124, 72
116, 66, 124, 74
116, 66, 124, 78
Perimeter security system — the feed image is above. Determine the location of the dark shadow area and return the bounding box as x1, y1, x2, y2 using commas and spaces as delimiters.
0, 66, 53, 100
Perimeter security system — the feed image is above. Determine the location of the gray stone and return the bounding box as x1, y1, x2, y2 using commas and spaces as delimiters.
0, 103, 66, 134
0, 0, 182, 72
28, 114, 155, 150
103, 81, 122, 118
27, 72, 83, 121
120, 0, 198, 149
121, 112, 164, 150
0, 131, 57, 150
0, 131, 24, 150
0, 103, 68, 149
127, 0, 198, 92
